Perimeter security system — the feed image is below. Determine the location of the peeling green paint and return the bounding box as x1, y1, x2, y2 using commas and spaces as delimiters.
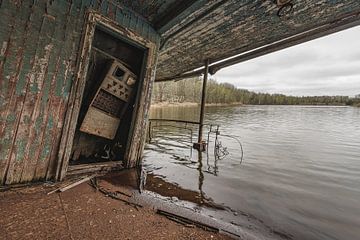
35, 116, 43, 130
30, 82, 39, 93
6, 113, 16, 123
23, 115, 31, 124
15, 77, 27, 95
15, 139, 26, 162
48, 114, 54, 130
40, 142, 51, 162
0, 0, 160, 184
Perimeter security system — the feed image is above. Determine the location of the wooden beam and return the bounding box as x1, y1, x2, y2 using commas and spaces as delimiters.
209, 12, 360, 74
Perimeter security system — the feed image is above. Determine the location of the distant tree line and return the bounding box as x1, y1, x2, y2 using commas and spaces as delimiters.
152, 77, 360, 106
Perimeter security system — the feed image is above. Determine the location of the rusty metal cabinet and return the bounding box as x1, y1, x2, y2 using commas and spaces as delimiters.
80, 61, 137, 139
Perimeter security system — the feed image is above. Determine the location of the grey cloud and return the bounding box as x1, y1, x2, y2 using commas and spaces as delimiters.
216, 26, 360, 97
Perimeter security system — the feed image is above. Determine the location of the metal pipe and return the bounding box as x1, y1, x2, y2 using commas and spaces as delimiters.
209, 13, 360, 74
198, 59, 209, 143
155, 70, 204, 82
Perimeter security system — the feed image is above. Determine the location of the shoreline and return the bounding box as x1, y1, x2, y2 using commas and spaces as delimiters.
151, 102, 358, 108
151, 102, 243, 108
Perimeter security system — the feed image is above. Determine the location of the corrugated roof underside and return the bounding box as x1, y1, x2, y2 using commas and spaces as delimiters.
154, 0, 360, 79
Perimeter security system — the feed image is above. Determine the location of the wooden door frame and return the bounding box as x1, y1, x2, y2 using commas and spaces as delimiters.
55, 11, 157, 181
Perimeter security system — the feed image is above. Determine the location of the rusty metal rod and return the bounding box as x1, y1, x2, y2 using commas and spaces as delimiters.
198, 59, 209, 144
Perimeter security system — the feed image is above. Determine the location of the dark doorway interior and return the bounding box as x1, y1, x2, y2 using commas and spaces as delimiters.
69, 27, 145, 166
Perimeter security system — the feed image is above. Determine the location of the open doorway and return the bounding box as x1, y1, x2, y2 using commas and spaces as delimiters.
69, 27, 145, 167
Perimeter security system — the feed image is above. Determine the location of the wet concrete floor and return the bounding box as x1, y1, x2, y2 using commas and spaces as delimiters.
0, 174, 232, 240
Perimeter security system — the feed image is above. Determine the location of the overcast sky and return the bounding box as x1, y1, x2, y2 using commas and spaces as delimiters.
216, 26, 360, 97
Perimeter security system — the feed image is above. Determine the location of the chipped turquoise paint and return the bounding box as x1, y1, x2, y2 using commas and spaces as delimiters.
0, 138, 10, 161
40, 115, 54, 162
0, 0, 160, 184
35, 116, 43, 134
47, 114, 54, 129
54, 65, 64, 97
30, 82, 39, 93
0, 96, 5, 108
15, 139, 26, 162
28, 139, 39, 161
63, 77, 72, 98
23, 115, 31, 124
15, 75, 27, 95
6, 113, 16, 123
40, 142, 51, 162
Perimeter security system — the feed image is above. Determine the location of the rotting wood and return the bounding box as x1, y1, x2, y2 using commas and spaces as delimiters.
35, 1, 81, 182
59, 175, 95, 192
56, 13, 97, 182
155, 1, 360, 80
47, 174, 96, 195
0, 180, 55, 193
208, 12, 360, 75
57, 11, 158, 180
66, 162, 124, 176
0, 1, 160, 185
2, 0, 360, 185
156, 10, 360, 82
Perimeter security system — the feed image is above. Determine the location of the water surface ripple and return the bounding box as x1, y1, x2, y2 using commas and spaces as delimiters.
144, 105, 360, 240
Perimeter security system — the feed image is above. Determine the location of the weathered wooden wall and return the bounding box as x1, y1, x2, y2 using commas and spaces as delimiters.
0, 0, 159, 185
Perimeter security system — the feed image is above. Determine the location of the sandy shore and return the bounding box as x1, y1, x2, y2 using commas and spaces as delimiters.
0, 179, 232, 240
151, 102, 243, 108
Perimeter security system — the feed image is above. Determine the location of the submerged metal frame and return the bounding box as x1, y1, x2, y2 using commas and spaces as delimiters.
55, 11, 157, 181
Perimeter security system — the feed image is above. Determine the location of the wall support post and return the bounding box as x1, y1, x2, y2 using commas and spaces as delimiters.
193, 59, 209, 151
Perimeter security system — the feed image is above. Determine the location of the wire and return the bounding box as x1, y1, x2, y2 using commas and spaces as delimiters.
220, 134, 244, 164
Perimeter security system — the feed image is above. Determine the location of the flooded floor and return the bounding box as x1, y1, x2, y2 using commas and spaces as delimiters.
143, 105, 360, 240
0, 174, 231, 240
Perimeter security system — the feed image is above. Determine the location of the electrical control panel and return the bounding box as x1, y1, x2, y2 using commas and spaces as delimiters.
80, 60, 137, 139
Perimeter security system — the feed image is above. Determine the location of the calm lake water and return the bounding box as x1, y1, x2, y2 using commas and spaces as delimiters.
143, 105, 360, 240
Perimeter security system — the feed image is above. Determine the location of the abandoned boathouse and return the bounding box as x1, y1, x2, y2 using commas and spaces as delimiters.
0, 0, 359, 185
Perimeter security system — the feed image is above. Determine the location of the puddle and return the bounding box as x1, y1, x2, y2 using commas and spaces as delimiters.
98, 169, 291, 240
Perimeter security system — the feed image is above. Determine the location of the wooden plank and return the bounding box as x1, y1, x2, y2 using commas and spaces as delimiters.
0, 1, 20, 184
1, 1, 45, 185
39, 1, 71, 181
44, 0, 75, 181
66, 162, 123, 176
31, 3, 69, 182
1, 2, 160, 185
47, 174, 96, 195
54, 0, 86, 181
56, 10, 97, 181
124, 45, 157, 167
59, 175, 94, 192
6, 2, 57, 184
